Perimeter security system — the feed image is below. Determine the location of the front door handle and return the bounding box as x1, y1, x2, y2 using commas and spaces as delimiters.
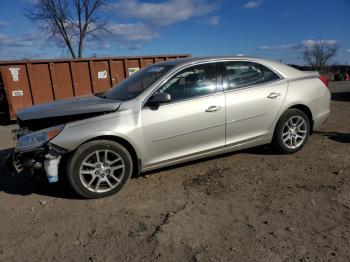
267, 92, 281, 99
206, 106, 222, 113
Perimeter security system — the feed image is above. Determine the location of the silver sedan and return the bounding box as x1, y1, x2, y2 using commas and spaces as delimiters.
11, 57, 331, 198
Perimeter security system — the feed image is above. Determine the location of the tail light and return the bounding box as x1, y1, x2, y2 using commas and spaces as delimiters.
319, 76, 329, 88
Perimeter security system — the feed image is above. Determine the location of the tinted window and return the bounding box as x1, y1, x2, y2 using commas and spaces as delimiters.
103, 65, 173, 101
225, 62, 280, 90
157, 63, 218, 102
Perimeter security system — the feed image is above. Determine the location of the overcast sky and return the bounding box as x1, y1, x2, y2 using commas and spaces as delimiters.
0, 0, 349, 65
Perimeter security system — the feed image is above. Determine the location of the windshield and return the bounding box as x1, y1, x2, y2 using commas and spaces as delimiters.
102, 64, 174, 101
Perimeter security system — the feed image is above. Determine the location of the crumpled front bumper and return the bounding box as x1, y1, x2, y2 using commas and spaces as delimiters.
7, 143, 69, 183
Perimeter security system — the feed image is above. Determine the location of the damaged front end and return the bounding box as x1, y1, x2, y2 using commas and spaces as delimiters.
8, 125, 69, 183
7, 94, 122, 183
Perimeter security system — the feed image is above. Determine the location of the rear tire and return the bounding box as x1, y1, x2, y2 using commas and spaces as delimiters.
67, 140, 133, 199
272, 109, 310, 154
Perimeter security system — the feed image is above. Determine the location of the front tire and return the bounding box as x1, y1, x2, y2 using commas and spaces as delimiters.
272, 109, 310, 154
67, 140, 133, 199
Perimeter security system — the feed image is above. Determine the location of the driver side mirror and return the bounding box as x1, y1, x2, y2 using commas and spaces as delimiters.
147, 92, 171, 109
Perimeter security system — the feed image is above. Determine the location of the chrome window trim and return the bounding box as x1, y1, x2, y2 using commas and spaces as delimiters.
141, 58, 286, 109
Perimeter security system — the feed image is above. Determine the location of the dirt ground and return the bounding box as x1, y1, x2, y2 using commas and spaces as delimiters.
0, 82, 349, 262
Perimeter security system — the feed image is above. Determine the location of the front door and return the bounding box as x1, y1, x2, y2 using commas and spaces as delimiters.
141, 63, 225, 167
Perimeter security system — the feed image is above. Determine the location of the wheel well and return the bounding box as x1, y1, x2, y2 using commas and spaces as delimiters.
84, 135, 141, 177
289, 104, 313, 134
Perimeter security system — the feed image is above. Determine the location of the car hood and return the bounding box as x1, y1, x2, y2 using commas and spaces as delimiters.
16, 95, 121, 131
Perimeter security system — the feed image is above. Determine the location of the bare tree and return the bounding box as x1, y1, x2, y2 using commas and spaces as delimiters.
302, 40, 339, 71
26, 0, 108, 58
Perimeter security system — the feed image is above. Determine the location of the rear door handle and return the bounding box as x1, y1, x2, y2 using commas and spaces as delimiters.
267, 92, 281, 99
206, 106, 222, 113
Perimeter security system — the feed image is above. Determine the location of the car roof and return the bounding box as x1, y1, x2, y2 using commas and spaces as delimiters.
156, 56, 304, 79
157, 56, 275, 66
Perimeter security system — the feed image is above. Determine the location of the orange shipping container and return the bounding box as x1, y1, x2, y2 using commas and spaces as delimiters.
0, 54, 190, 120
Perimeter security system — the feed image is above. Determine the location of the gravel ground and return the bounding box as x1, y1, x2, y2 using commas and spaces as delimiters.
0, 81, 349, 262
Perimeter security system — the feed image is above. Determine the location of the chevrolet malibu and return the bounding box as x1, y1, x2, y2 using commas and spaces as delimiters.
9, 57, 331, 198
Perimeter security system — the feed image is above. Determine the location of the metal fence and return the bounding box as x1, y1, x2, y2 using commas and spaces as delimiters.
0, 54, 190, 120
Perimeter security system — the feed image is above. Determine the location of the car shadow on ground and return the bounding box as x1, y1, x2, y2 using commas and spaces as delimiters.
141, 145, 280, 178
314, 131, 350, 143
331, 91, 350, 102
0, 145, 274, 199
0, 115, 16, 126
0, 147, 79, 199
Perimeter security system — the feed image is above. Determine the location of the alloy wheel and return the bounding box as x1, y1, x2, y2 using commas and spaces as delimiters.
281, 116, 307, 149
79, 150, 125, 193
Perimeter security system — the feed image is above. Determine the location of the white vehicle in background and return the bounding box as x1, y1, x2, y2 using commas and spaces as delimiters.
10, 57, 331, 198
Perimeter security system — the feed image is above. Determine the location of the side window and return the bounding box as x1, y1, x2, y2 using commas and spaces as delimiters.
158, 63, 218, 102
225, 62, 280, 90
261, 64, 280, 82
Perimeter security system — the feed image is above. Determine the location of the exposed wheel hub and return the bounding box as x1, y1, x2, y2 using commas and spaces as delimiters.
95, 164, 110, 179
289, 127, 297, 136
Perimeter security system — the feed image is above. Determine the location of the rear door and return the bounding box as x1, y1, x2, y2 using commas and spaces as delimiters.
141, 62, 225, 166
223, 61, 288, 145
